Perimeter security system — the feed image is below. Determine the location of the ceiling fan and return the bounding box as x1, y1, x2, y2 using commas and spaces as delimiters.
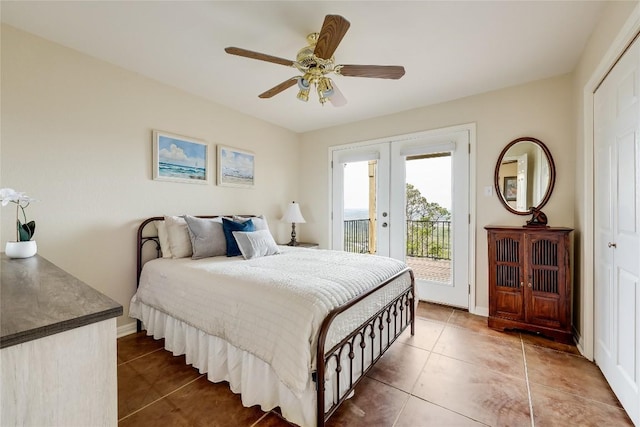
224, 14, 406, 107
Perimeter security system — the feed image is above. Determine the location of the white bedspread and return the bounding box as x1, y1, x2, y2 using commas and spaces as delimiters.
130, 247, 411, 396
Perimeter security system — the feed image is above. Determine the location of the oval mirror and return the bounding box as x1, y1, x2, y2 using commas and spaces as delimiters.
494, 137, 556, 215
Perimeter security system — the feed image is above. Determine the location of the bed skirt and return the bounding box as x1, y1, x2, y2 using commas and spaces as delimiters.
133, 302, 341, 427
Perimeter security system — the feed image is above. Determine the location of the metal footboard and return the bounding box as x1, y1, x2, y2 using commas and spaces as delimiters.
315, 268, 415, 426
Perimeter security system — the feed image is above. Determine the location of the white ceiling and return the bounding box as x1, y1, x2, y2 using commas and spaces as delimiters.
1, 1, 607, 133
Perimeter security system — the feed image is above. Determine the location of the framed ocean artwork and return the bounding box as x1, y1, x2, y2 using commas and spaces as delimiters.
217, 145, 255, 188
153, 130, 208, 184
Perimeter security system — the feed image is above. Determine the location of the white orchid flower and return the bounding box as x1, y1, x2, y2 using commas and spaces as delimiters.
0, 188, 35, 206
0, 188, 18, 206
0, 188, 37, 241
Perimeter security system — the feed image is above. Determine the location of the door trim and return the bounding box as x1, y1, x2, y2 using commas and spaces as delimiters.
327, 123, 479, 314
582, 4, 640, 360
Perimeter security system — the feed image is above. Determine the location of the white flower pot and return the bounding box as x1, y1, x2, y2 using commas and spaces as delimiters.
5, 241, 37, 258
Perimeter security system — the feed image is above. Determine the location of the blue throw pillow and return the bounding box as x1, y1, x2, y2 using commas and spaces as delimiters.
222, 218, 255, 256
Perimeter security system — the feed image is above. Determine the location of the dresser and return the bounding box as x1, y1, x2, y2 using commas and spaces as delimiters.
485, 226, 573, 343
1, 254, 122, 426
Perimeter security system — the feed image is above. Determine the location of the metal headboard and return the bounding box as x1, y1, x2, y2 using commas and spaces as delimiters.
136, 215, 255, 286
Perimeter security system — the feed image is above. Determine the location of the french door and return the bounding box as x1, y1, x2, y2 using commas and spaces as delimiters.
594, 35, 640, 425
331, 128, 470, 308
331, 143, 390, 256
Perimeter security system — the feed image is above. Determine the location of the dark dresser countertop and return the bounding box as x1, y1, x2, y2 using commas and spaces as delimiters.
1, 253, 123, 349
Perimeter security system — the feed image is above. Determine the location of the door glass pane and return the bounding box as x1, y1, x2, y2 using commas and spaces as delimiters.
405, 154, 452, 284
343, 160, 377, 254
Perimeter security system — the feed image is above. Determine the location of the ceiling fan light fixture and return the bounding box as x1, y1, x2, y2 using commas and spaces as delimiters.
318, 77, 334, 98
297, 88, 310, 102
297, 76, 311, 90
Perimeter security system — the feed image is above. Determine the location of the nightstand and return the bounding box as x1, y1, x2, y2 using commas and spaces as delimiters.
286, 242, 319, 249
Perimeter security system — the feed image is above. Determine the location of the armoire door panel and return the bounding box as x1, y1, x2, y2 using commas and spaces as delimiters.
495, 290, 524, 320
528, 294, 561, 328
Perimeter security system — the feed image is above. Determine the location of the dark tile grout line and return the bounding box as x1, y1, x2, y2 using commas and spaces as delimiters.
118, 374, 205, 423
519, 335, 628, 423
117, 346, 164, 367
436, 313, 608, 423
379, 319, 492, 427
366, 374, 487, 427
517, 335, 628, 411
389, 391, 411, 427
392, 312, 586, 426
521, 338, 536, 427
249, 412, 271, 427
116, 343, 294, 426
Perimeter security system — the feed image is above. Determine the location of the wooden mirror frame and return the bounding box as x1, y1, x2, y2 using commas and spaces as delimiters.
494, 137, 556, 216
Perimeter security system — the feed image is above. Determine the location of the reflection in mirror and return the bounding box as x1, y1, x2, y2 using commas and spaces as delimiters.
494, 137, 555, 215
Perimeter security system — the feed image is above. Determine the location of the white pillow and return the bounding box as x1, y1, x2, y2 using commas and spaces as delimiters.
183, 215, 227, 259
233, 215, 270, 232
155, 220, 172, 258
232, 229, 281, 260
164, 215, 192, 258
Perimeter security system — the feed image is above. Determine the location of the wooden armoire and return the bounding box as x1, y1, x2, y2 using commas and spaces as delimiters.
485, 226, 573, 343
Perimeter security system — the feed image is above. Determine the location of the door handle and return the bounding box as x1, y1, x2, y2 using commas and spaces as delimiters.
608, 242, 617, 248
382, 222, 388, 228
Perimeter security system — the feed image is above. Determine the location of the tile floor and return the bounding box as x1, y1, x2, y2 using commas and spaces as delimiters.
117, 302, 634, 426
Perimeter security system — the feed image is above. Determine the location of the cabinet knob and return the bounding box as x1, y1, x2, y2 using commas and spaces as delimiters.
528, 283, 532, 288
520, 282, 524, 287
608, 242, 617, 248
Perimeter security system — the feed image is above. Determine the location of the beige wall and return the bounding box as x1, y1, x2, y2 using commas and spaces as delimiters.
300, 74, 575, 312
0, 25, 300, 328
571, 1, 638, 349
1, 0, 635, 337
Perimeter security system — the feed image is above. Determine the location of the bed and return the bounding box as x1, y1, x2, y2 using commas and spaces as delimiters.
130, 215, 415, 427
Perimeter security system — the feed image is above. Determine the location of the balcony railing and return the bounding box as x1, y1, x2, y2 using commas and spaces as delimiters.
406, 220, 451, 260
343, 219, 451, 260
344, 219, 370, 253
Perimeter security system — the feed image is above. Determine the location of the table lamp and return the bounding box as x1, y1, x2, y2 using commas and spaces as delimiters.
281, 201, 306, 246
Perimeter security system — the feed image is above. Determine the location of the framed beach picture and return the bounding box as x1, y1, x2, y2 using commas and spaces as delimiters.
217, 145, 255, 188
153, 130, 209, 184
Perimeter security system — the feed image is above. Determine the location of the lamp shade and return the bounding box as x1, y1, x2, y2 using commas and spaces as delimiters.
281, 201, 306, 224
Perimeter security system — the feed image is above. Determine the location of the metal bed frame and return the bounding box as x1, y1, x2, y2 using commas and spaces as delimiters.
136, 216, 415, 427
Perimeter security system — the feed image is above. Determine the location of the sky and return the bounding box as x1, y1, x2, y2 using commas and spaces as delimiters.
343, 156, 452, 210
158, 135, 206, 167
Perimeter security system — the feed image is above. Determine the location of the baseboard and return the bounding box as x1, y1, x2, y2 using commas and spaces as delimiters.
117, 322, 138, 338
471, 306, 489, 317
572, 324, 589, 359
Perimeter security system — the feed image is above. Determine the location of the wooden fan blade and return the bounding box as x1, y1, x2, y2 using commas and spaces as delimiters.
225, 47, 294, 67
338, 64, 405, 79
258, 78, 298, 98
314, 15, 351, 60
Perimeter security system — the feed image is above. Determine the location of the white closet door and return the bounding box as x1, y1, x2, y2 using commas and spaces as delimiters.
594, 35, 640, 426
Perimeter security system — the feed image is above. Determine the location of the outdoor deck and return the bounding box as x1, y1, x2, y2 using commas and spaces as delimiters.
406, 256, 451, 283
